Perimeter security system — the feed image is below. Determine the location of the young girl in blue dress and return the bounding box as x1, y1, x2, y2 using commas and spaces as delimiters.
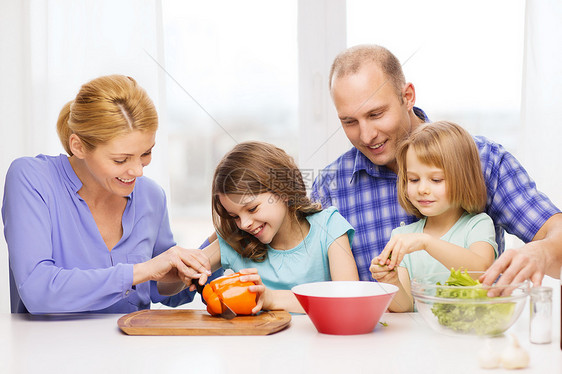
370, 121, 497, 312
195, 141, 359, 313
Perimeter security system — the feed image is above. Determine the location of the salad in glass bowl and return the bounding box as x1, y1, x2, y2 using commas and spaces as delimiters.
411, 269, 529, 336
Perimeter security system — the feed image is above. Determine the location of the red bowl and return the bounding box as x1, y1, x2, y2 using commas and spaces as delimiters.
292, 281, 398, 335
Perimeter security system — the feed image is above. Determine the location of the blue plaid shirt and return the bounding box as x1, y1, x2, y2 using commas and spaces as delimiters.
311, 108, 560, 281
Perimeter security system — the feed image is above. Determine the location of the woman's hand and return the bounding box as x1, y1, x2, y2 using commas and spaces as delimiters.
377, 233, 429, 270
134, 246, 211, 287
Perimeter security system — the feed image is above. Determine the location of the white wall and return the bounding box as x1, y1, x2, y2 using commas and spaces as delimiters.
297, 1, 350, 173
520, 0, 562, 209
0, 1, 28, 313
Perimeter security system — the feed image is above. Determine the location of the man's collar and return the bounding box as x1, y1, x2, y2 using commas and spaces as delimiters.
413, 106, 430, 123
351, 150, 397, 182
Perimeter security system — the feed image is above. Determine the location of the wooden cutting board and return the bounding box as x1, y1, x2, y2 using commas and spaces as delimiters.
118, 309, 292, 336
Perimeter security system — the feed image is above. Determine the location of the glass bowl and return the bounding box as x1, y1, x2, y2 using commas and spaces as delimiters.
411, 271, 529, 337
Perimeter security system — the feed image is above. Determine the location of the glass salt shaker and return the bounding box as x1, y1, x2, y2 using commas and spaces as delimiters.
529, 286, 552, 344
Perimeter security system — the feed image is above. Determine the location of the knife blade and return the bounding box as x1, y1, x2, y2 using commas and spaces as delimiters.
219, 300, 237, 320
191, 279, 237, 319
192, 280, 236, 319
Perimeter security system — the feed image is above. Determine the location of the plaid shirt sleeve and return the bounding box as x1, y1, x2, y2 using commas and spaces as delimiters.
476, 136, 560, 249
310, 167, 335, 209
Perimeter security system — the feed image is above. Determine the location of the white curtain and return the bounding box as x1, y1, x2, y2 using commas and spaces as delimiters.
520, 0, 562, 209
0, 0, 167, 312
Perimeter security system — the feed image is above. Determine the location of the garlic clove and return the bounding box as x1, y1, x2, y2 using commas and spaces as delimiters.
477, 339, 500, 369
500, 334, 530, 370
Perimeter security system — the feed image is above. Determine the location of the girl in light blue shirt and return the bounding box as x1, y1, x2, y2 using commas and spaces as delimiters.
370, 121, 497, 312
196, 141, 359, 313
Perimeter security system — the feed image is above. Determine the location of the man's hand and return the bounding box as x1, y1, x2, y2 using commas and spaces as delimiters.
480, 214, 562, 296
480, 244, 546, 296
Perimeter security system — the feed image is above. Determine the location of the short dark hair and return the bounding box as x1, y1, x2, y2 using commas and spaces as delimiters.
329, 44, 406, 99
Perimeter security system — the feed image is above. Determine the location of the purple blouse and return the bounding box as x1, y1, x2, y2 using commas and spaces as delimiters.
2, 154, 195, 314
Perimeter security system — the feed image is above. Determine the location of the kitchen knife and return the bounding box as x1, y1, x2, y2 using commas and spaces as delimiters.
192, 279, 237, 319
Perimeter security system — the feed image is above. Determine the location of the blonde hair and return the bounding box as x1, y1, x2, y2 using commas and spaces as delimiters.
396, 121, 487, 218
212, 141, 321, 262
56, 75, 158, 155
329, 44, 406, 99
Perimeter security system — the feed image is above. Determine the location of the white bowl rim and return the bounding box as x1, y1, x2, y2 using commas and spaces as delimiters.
292, 281, 398, 298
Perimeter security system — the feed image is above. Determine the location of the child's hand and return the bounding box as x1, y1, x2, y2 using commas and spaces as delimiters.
370, 258, 399, 285
377, 233, 429, 270
238, 268, 269, 314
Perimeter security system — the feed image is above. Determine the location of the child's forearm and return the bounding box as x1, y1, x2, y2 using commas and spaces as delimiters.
202, 239, 222, 272
388, 280, 413, 312
425, 237, 494, 271
263, 289, 305, 313
387, 267, 413, 312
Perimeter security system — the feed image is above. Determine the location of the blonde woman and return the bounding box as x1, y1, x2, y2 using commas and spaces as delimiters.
370, 121, 497, 312
2, 75, 210, 314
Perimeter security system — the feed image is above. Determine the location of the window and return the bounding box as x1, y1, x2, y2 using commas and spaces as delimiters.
347, 0, 525, 151
162, 1, 298, 245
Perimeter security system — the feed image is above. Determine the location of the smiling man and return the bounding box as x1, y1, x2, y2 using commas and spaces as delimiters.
311, 44, 562, 289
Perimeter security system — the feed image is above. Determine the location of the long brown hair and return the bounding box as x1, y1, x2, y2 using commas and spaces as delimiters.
56, 75, 158, 155
396, 121, 487, 218
212, 141, 321, 261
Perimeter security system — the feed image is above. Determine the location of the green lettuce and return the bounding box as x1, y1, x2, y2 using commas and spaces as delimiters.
430, 269, 515, 335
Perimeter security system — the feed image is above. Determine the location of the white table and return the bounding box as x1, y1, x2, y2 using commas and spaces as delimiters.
1, 278, 560, 374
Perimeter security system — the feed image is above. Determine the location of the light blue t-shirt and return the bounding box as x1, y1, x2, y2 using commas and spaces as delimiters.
397, 212, 498, 285
219, 206, 354, 290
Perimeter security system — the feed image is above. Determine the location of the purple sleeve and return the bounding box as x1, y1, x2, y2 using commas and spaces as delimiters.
2, 159, 134, 313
